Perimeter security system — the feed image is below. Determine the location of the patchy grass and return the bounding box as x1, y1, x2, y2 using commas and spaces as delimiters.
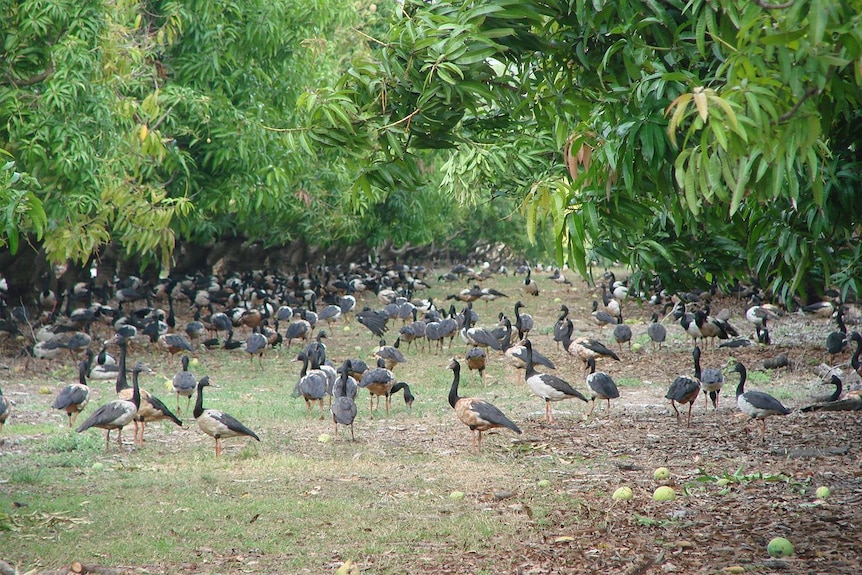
1, 269, 861, 574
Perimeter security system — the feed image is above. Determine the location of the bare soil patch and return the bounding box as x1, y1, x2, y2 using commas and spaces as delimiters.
2, 270, 861, 574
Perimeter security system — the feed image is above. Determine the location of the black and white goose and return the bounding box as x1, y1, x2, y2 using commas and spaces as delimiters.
88, 343, 119, 380
331, 360, 358, 441
665, 347, 702, 427
560, 319, 620, 370
292, 352, 328, 418
447, 358, 521, 452
647, 312, 667, 350
799, 375, 860, 412
76, 363, 140, 450
52, 359, 91, 427
694, 346, 723, 410
523, 339, 587, 423
193, 376, 260, 457
172, 355, 197, 415
523, 268, 539, 297
129, 362, 183, 446
585, 356, 620, 417
513, 301, 533, 340
733, 361, 791, 441
243, 326, 268, 368
590, 300, 618, 332
358, 358, 396, 418
552, 305, 570, 350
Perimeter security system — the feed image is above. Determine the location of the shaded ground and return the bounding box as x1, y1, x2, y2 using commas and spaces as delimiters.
2, 270, 861, 574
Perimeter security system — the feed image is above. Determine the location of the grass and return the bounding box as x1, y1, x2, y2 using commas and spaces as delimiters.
0, 269, 839, 573
0, 272, 556, 573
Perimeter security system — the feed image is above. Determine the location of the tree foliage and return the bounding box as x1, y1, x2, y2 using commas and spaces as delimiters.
3, 0, 521, 274
304, 0, 862, 298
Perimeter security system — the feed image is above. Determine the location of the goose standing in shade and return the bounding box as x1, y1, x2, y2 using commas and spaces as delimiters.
733, 361, 791, 441
697, 347, 723, 410
647, 312, 667, 350
612, 318, 632, 353
76, 365, 140, 450
52, 359, 90, 427
585, 357, 620, 417
447, 358, 521, 452
193, 376, 260, 457
799, 375, 858, 412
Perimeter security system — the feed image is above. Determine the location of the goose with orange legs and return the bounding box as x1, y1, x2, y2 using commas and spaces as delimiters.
447, 358, 521, 452
193, 376, 260, 457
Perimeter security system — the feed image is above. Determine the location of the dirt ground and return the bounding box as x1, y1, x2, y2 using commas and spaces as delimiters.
2, 269, 862, 574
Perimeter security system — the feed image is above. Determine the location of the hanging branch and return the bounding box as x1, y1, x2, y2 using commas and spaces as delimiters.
779, 87, 820, 123
3, 65, 55, 87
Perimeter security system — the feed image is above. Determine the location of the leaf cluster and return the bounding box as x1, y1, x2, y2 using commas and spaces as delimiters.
307, 0, 862, 299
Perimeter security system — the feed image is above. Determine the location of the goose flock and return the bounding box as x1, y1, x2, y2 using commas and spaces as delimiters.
1, 261, 860, 458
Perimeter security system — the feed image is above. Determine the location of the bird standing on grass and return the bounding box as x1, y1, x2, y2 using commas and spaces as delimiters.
172, 355, 197, 415
52, 360, 91, 428
293, 352, 328, 418
465, 346, 488, 386
523, 268, 539, 297
76, 365, 140, 450
388, 382, 415, 410
358, 358, 396, 418
513, 301, 533, 340
733, 361, 791, 442
243, 327, 268, 368
130, 362, 182, 446
158, 333, 194, 361
193, 376, 260, 457
374, 338, 407, 371
447, 358, 521, 453
523, 340, 587, 423
331, 360, 358, 441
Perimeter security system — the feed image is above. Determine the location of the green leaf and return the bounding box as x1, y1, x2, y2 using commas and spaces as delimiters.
684, 163, 699, 216
809, 0, 826, 46
710, 120, 728, 151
